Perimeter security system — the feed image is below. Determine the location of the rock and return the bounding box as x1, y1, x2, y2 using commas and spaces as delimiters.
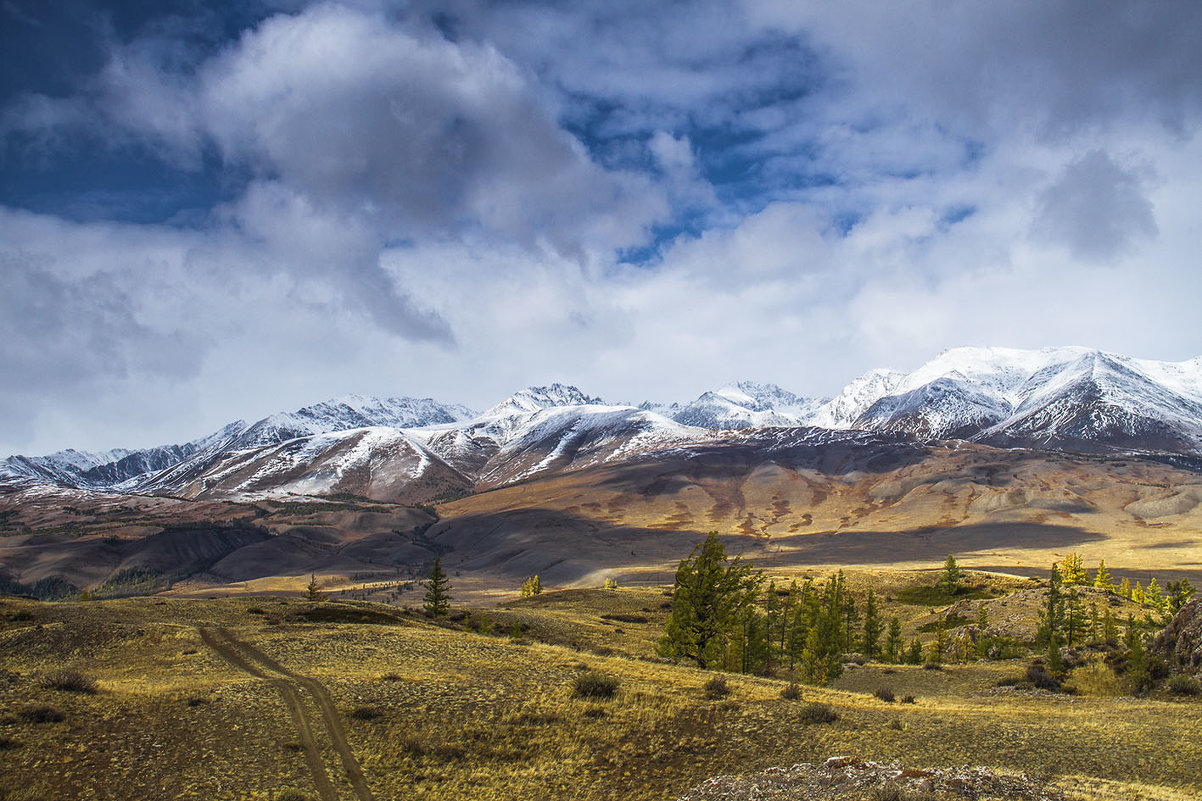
1153, 598, 1202, 676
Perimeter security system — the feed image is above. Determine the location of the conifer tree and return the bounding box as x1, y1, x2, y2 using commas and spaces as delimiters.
1061, 552, 1088, 585
975, 604, 990, 659
1094, 560, 1115, 592
861, 589, 882, 659
1144, 577, 1167, 613
520, 575, 543, 597
800, 626, 830, 684
1167, 578, 1196, 613
658, 532, 762, 669
907, 637, 923, 665
306, 573, 324, 602
1087, 601, 1100, 644
1037, 563, 1064, 648
422, 558, 452, 617
937, 554, 962, 595
927, 618, 949, 665
763, 582, 783, 666
1119, 577, 1132, 600
884, 617, 903, 664
1064, 587, 1086, 646
1102, 607, 1119, 642
1132, 581, 1145, 605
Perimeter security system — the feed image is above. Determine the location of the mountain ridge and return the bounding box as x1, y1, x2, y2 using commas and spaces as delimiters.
4, 347, 1201, 502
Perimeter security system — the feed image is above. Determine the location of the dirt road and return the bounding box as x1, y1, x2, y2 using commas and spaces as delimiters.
199, 627, 376, 801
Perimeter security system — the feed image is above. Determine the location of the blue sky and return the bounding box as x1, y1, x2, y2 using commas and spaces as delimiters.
2, 0, 1202, 455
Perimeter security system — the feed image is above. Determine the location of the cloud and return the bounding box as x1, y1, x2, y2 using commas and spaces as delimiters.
1032, 150, 1157, 262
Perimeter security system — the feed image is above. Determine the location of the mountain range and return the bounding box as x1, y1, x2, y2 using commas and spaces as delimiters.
4, 346, 1202, 505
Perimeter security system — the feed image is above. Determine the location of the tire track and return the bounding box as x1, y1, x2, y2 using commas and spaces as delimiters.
203, 627, 377, 801
199, 627, 339, 801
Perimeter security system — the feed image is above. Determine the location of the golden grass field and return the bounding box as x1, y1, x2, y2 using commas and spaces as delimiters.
2, 577, 1200, 801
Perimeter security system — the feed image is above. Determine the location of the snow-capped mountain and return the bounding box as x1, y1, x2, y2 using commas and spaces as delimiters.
826, 347, 1202, 453
4, 347, 1202, 504
670, 382, 825, 429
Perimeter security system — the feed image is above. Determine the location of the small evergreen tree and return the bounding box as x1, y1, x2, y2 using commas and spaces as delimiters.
1132, 581, 1145, 605
884, 617, 903, 664
658, 532, 762, 669
1093, 560, 1115, 592
1167, 578, 1196, 613
937, 554, 962, 595
1102, 607, 1119, 642
1064, 587, 1086, 646
927, 618, 949, 665
1144, 577, 1167, 613
306, 573, 324, 602
1037, 562, 1064, 648
422, 558, 452, 617
861, 589, 882, 660
907, 637, 923, 665
521, 575, 543, 597
1061, 552, 1088, 585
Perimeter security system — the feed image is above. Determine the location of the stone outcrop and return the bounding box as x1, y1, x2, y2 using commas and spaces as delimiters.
1153, 598, 1202, 676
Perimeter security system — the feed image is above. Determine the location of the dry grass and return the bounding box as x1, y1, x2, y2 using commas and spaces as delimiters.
1, 592, 1200, 801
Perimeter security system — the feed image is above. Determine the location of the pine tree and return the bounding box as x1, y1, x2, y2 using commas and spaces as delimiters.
1132, 581, 1145, 605
1144, 577, 1167, 613
1119, 577, 1132, 600
521, 575, 543, 597
1102, 607, 1119, 642
1061, 553, 1088, 585
1064, 587, 1086, 646
927, 618, 949, 665
937, 554, 962, 595
1094, 560, 1115, 592
800, 625, 830, 684
1087, 601, 1100, 644
306, 573, 324, 602
1167, 578, 1196, 613
658, 532, 762, 669
763, 582, 783, 667
422, 558, 452, 617
975, 604, 990, 660
907, 637, 923, 665
884, 617, 903, 664
1037, 563, 1064, 648
861, 589, 882, 660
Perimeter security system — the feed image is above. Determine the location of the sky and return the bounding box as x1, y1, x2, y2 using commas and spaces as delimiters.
2, 0, 1202, 457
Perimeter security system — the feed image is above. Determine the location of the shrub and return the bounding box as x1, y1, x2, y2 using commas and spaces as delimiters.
703, 676, 731, 699
922, 662, 942, 671
275, 790, 311, 801
572, 671, 619, 699
780, 682, 802, 700
350, 706, 383, 721
1026, 664, 1061, 692
18, 705, 64, 724
873, 687, 896, 703
380, 672, 403, 682
798, 702, 838, 724
900, 695, 916, 704
39, 669, 97, 694
1168, 674, 1202, 696
186, 697, 207, 707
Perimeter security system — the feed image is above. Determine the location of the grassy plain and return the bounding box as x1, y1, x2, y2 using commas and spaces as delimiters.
1, 579, 1200, 801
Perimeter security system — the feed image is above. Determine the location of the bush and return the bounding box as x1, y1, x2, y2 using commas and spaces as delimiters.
873, 687, 896, 703
703, 676, 730, 699
39, 669, 97, 694
780, 682, 802, 700
900, 695, 916, 704
1026, 664, 1061, 692
274, 790, 311, 801
18, 705, 64, 724
798, 702, 838, 724
572, 671, 619, 699
1167, 674, 1202, 696
922, 662, 942, 671
349, 706, 383, 721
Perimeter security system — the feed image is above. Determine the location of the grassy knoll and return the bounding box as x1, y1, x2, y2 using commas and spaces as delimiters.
0, 589, 1199, 801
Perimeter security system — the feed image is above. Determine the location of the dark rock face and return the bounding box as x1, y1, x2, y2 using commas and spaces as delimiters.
1153, 598, 1202, 676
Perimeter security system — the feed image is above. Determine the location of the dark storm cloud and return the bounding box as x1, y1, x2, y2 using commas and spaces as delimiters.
1033, 150, 1157, 262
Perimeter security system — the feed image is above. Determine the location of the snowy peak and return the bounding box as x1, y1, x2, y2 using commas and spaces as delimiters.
673, 381, 823, 430
481, 384, 602, 419
235, 395, 476, 449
